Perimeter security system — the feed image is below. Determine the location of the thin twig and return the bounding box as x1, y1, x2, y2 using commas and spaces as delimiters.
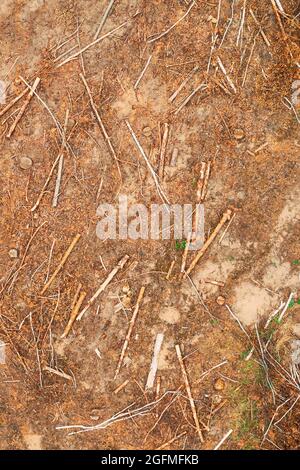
147, 1, 195, 43
6, 77, 40, 138
57, 21, 129, 68
80, 73, 121, 179
94, 0, 116, 40
114, 286, 146, 379
175, 344, 204, 443
134, 54, 153, 89
77, 255, 130, 321
41, 234, 81, 294
125, 120, 169, 204
184, 209, 233, 277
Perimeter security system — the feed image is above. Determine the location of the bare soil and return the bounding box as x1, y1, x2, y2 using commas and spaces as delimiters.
0, 0, 300, 450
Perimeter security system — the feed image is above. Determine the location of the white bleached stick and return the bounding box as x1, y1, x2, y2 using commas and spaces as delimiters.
145, 333, 164, 390
278, 292, 295, 323
125, 119, 170, 204
77, 255, 130, 321
94, 0, 116, 40
214, 429, 233, 450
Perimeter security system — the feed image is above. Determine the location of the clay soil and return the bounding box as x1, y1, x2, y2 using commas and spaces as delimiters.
0, 0, 300, 451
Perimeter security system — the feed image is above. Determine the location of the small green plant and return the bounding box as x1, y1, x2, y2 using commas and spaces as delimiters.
240, 348, 252, 360
289, 298, 300, 308
175, 240, 187, 250
292, 260, 300, 265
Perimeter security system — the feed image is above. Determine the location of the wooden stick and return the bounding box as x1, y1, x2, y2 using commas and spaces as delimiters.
181, 233, 191, 273
214, 429, 233, 450
61, 291, 86, 338
6, 77, 40, 138
204, 279, 225, 287
114, 286, 145, 379
216, 58, 236, 94
134, 54, 153, 90
249, 9, 270, 47
44, 366, 73, 381
166, 260, 175, 280
113, 379, 130, 395
94, 0, 116, 40
0, 86, 29, 117
77, 255, 130, 321
200, 161, 211, 202
175, 344, 204, 443
158, 123, 169, 180
196, 162, 206, 202
145, 333, 164, 390
169, 65, 199, 103
219, 212, 236, 245
184, 209, 233, 277
71, 282, 82, 311
80, 73, 121, 178
125, 120, 169, 204
148, 1, 195, 43
52, 109, 69, 208
41, 234, 81, 294
31, 155, 60, 212
174, 82, 207, 115
157, 431, 187, 450
270, 0, 288, 42
57, 21, 129, 68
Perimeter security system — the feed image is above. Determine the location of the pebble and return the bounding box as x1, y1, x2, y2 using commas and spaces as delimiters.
19, 156, 33, 170
8, 248, 18, 259
142, 126, 152, 137
233, 128, 245, 140
214, 378, 225, 391
89, 409, 101, 421
216, 296, 225, 306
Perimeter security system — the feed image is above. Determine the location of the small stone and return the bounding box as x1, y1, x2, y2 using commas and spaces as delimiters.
89, 409, 101, 421
142, 126, 152, 137
19, 156, 33, 170
216, 296, 225, 306
8, 248, 18, 259
233, 128, 245, 140
214, 378, 225, 391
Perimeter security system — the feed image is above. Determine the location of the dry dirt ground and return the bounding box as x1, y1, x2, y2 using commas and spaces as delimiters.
0, 0, 300, 451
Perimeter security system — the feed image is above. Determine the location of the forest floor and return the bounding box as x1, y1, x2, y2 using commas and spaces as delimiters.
0, 0, 300, 450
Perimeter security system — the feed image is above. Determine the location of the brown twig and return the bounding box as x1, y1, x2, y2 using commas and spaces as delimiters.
113, 379, 130, 394
57, 21, 129, 68
6, 77, 40, 138
0, 86, 29, 117
77, 255, 130, 321
61, 291, 87, 338
158, 123, 169, 180
114, 286, 145, 379
41, 234, 81, 294
80, 73, 121, 179
175, 344, 204, 443
156, 431, 187, 450
184, 209, 233, 277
